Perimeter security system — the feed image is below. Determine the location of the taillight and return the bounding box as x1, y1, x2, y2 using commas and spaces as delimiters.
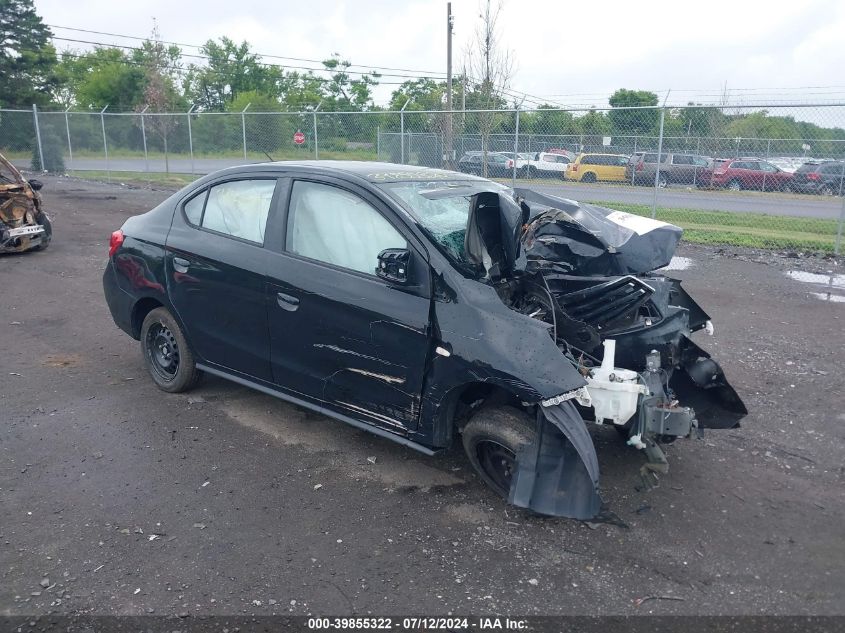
109, 230, 124, 257
806, 172, 820, 180
506, 159, 514, 169
571, 163, 579, 172
636, 162, 644, 171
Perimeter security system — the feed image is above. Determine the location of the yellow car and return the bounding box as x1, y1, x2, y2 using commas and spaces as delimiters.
564, 153, 629, 183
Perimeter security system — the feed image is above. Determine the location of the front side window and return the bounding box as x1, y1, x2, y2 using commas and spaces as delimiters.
201, 179, 275, 244
286, 181, 406, 275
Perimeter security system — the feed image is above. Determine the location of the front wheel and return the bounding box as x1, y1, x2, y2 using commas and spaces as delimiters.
820, 184, 834, 196
140, 307, 202, 393
462, 406, 534, 498
727, 179, 742, 191
581, 172, 597, 183
32, 213, 52, 251
657, 173, 668, 188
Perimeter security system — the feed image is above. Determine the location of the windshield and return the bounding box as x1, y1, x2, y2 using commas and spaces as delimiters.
377, 180, 507, 267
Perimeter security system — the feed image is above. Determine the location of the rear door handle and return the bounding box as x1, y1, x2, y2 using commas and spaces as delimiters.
173, 257, 190, 273
276, 292, 300, 311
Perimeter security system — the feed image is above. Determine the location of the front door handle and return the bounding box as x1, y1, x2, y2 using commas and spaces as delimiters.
173, 257, 190, 273
276, 292, 300, 311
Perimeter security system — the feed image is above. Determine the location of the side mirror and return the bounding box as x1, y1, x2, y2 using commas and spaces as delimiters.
377, 248, 411, 284
28, 179, 44, 191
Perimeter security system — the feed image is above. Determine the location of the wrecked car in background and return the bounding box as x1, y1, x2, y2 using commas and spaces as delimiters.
102, 161, 746, 520
0, 152, 52, 254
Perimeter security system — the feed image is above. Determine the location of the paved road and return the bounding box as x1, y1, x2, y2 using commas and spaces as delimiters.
1, 176, 843, 617
15, 156, 845, 219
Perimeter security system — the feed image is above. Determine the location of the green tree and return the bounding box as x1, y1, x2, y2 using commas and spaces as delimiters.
320, 56, 380, 111
185, 37, 286, 111
0, 0, 58, 107
389, 78, 445, 111
58, 48, 147, 110
608, 89, 659, 135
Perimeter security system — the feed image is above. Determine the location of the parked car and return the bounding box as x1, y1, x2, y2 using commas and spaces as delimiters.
564, 153, 629, 183
791, 161, 845, 195
769, 157, 807, 174
700, 158, 794, 191
103, 161, 746, 519
505, 151, 572, 178
0, 152, 52, 254
457, 151, 511, 177
626, 152, 712, 187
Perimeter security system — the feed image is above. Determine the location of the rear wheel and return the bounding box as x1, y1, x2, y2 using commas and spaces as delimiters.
657, 173, 668, 188
140, 307, 202, 393
582, 172, 597, 183
820, 184, 834, 196
523, 166, 535, 179
462, 406, 534, 498
727, 179, 742, 191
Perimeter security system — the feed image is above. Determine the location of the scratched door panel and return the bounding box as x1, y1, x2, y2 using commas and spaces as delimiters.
266, 254, 431, 432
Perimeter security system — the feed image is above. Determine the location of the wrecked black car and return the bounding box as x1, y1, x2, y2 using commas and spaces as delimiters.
0, 152, 52, 254
102, 161, 746, 519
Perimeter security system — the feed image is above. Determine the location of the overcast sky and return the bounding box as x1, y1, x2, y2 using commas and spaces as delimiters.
34, 0, 845, 110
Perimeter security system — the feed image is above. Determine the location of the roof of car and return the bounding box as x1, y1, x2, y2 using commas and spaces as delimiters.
219, 160, 487, 183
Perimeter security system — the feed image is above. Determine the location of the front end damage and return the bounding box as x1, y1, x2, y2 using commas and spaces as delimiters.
449, 186, 747, 519
0, 152, 51, 254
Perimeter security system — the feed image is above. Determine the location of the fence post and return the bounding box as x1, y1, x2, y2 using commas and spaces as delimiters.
376, 125, 380, 160
511, 107, 521, 188
139, 105, 149, 173
241, 102, 251, 161
32, 104, 45, 171
313, 100, 322, 160
64, 106, 73, 171
631, 136, 637, 185
100, 105, 109, 181
186, 106, 195, 174
400, 98, 411, 164
762, 138, 771, 192
651, 107, 666, 219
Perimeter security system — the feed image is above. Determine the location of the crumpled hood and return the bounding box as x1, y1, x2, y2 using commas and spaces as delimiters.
515, 188, 682, 275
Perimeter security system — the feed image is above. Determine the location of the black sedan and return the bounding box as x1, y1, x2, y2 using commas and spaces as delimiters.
103, 161, 745, 519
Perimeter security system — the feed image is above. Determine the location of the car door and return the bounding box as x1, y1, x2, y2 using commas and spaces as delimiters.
265, 177, 432, 433
166, 177, 280, 382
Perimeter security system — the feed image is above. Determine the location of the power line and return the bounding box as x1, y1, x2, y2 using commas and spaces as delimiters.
48, 24, 450, 78
47, 24, 565, 109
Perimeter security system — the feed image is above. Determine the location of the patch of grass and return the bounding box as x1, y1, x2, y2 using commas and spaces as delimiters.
595, 200, 840, 252
70, 170, 199, 188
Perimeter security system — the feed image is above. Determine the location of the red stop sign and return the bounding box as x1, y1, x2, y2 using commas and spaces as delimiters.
293, 131, 306, 145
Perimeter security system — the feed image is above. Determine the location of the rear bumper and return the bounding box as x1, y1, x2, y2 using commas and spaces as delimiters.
102, 260, 135, 338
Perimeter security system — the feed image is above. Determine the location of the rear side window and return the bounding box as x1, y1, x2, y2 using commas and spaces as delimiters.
201, 179, 276, 244
581, 155, 596, 165
286, 180, 406, 276
672, 154, 693, 165
183, 192, 206, 225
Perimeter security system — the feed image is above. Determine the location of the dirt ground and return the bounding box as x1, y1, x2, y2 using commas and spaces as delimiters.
1, 175, 843, 617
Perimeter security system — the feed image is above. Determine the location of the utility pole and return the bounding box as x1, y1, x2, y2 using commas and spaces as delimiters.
445, 2, 454, 169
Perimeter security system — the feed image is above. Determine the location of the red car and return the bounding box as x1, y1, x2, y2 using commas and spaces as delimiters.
700, 158, 794, 191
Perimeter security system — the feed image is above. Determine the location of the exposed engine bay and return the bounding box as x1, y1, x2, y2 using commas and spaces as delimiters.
0, 152, 52, 254
424, 184, 747, 519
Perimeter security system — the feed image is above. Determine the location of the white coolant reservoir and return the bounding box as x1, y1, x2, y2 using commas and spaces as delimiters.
585, 339, 647, 425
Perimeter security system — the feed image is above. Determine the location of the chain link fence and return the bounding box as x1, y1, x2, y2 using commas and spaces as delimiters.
2, 103, 844, 253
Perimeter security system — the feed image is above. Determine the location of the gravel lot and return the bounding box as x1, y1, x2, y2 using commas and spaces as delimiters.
1, 175, 843, 617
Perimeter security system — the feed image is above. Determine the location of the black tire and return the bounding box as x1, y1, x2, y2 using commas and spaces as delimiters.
820, 184, 834, 196
462, 406, 534, 498
582, 172, 597, 184
32, 213, 52, 251
657, 173, 668, 188
140, 307, 202, 393
727, 179, 742, 191
523, 166, 534, 179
